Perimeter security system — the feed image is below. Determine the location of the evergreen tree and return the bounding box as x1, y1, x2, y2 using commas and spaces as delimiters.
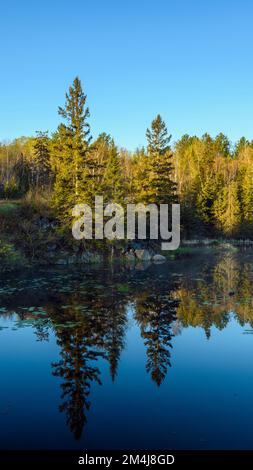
51, 124, 76, 216
145, 114, 177, 205
132, 147, 150, 203
102, 138, 125, 204
234, 137, 249, 158
240, 167, 253, 233
33, 131, 51, 189
213, 181, 241, 236
197, 174, 218, 228
52, 77, 92, 217
214, 133, 231, 158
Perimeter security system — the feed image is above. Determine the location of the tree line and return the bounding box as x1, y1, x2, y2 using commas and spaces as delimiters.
1, 76, 253, 238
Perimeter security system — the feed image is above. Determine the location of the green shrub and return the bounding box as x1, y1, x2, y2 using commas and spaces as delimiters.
0, 240, 26, 272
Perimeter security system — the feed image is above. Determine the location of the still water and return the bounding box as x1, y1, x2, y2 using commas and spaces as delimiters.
1, 248, 253, 450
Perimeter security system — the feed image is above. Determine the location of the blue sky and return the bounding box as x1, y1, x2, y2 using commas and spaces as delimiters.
0, 0, 253, 149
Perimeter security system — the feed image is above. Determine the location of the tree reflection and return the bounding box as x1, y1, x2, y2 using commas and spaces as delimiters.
175, 252, 253, 336
50, 285, 128, 439
135, 289, 178, 386
101, 299, 127, 381
1, 252, 253, 438
52, 326, 103, 440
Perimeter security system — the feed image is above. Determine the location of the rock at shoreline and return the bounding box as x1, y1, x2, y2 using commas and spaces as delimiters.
55, 258, 68, 266
81, 251, 102, 263
135, 249, 152, 261
125, 251, 136, 261
152, 254, 166, 263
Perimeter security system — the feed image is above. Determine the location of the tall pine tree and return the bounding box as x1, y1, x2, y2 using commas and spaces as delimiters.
145, 114, 177, 205
52, 77, 91, 217
33, 131, 51, 190
102, 138, 125, 205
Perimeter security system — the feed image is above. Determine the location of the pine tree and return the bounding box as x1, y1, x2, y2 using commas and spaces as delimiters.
52, 77, 91, 217
132, 147, 150, 203
51, 124, 76, 216
102, 138, 125, 204
234, 137, 249, 158
33, 131, 51, 190
197, 174, 218, 228
214, 133, 231, 158
145, 114, 177, 205
173, 135, 203, 236
89, 132, 110, 187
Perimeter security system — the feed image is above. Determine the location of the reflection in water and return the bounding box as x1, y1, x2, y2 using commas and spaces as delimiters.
135, 291, 178, 386
1, 249, 253, 440
52, 321, 104, 440
175, 252, 253, 337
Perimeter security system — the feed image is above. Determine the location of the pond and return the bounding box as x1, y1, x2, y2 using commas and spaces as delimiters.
1, 248, 253, 450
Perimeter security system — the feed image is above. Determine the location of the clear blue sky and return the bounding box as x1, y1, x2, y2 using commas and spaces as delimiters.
0, 0, 253, 150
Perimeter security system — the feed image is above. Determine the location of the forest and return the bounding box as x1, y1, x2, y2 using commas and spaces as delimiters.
1, 76, 253, 240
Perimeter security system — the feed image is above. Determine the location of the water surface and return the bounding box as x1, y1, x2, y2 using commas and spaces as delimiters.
1, 248, 253, 449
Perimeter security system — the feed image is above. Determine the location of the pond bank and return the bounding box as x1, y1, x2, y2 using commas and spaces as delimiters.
1, 200, 253, 273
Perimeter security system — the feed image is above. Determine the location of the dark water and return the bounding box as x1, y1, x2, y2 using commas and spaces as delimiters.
1, 248, 253, 450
